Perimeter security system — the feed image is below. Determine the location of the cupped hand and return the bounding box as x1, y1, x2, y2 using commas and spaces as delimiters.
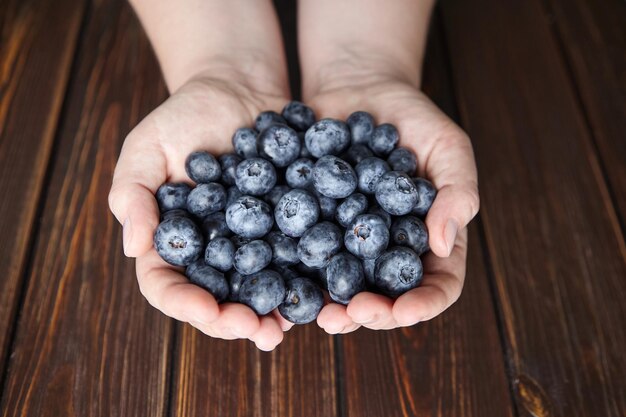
108, 71, 293, 350
307, 78, 479, 333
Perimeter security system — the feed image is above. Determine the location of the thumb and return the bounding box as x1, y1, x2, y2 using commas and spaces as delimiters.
109, 137, 166, 257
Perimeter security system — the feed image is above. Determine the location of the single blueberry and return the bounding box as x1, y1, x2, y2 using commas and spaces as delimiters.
255, 111, 287, 131
160, 209, 192, 221
281, 101, 316, 131
326, 252, 366, 304
226, 185, 243, 208
314, 189, 338, 221
411, 178, 437, 217
362, 258, 376, 288
367, 204, 392, 229
225, 196, 274, 238
336, 193, 369, 228
342, 144, 374, 165
374, 247, 423, 297
186, 262, 229, 302
390, 216, 429, 255
312, 155, 357, 198
232, 127, 258, 159
204, 237, 235, 272
238, 269, 286, 315
220, 153, 242, 186
265, 231, 299, 266
156, 183, 192, 212
258, 124, 301, 167
278, 277, 324, 324
375, 171, 419, 216
154, 217, 204, 266
264, 185, 292, 207
355, 157, 390, 195
227, 270, 246, 302
233, 240, 273, 275
186, 182, 226, 218
369, 123, 399, 157
201, 212, 231, 241
346, 111, 375, 145
185, 151, 221, 183
275, 189, 320, 237
235, 158, 277, 196
344, 214, 389, 260
387, 147, 417, 175
304, 118, 350, 158
285, 158, 315, 189
297, 221, 343, 268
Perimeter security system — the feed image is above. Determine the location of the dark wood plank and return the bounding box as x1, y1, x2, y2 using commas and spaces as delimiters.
0, 1, 172, 416
340, 13, 516, 417
544, 0, 626, 228
440, 0, 626, 416
172, 324, 337, 417
0, 0, 86, 380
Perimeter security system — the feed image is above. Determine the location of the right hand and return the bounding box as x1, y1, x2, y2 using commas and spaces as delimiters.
108, 70, 292, 351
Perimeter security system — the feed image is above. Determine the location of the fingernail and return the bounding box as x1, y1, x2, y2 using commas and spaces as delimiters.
444, 219, 458, 256
122, 218, 132, 257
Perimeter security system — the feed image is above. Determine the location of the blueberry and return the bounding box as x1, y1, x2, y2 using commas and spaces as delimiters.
204, 237, 235, 272
278, 277, 324, 324
274, 189, 320, 237
362, 258, 376, 288
374, 247, 423, 297
285, 158, 315, 189
336, 193, 369, 227
297, 221, 343, 268
344, 214, 389, 260
226, 185, 243, 208
227, 270, 246, 302
314, 190, 338, 221
233, 240, 272, 275
342, 144, 374, 165
304, 118, 350, 158
375, 171, 419, 216
225, 196, 274, 238
264, 185, 292, 207
346, 111, 375, 145
355, 157, 390, 195
201, 212, 231, 240
367, 204, 392, 229
232, 127, 258, 159
186, 182, 226, 218
326, 253, 365, 305
186, 262, 229, 302
185, 151, 221, 183
281, 101, 316, 131
265, 231, 299, 266
312, 155, 357, 199
220, 153, 242, 186
390, 216, 429, 255
154, 217, 204, 266
369, 123, 399, 157
160, 209, 192, 221
258, 124, 301, 167
387, 147, 417, 175
156, 183, 192, 212
411, 178, 437, 217
235, 158, 277, 196
238, 269, 286, 315
255, 111, 287, 131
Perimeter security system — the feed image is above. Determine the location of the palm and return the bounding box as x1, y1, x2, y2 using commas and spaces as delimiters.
110, 78, 292, 350
306, 80, 479, 332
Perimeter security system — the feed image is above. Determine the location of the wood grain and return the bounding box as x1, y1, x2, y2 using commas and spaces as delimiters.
543, 0, 626, 227
0, 0, 86, 381
0, 1, 172, 416
440, 0, 626, 416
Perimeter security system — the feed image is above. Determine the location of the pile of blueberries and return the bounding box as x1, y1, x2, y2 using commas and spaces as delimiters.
153, 101, 436, 325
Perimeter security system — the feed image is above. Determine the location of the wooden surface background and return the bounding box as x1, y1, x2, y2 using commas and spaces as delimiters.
0, 0, 624, 416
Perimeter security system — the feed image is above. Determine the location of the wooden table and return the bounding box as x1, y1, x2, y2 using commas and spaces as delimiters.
1, 0, 624, 416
